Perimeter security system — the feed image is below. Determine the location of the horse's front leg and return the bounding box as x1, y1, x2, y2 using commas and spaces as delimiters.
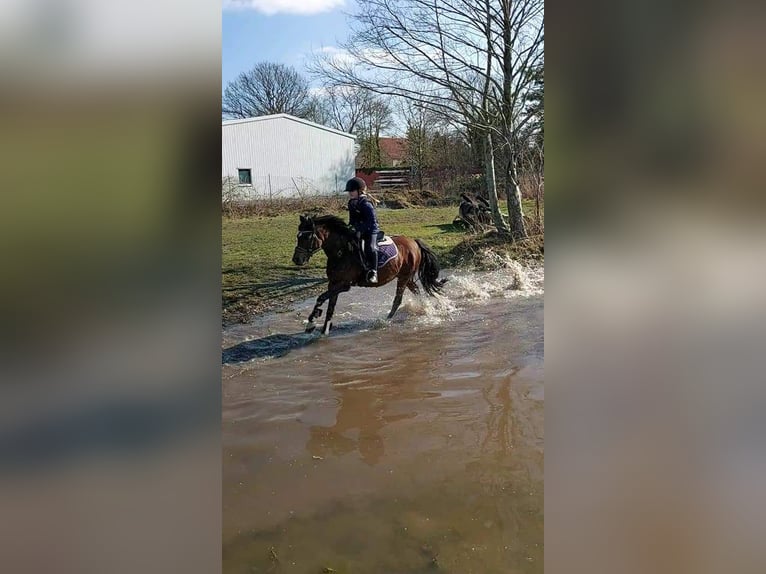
321, 284, 351, 335
305, 287, 332, 333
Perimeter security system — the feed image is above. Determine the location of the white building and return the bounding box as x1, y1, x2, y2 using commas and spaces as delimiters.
222, 114, 356, 200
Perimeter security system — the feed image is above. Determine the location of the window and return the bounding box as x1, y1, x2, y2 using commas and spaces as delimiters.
238, 168, 252, 185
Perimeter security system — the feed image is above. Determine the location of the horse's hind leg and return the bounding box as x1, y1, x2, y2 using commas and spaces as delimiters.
406, 279, 420, 295
388, 277, 409, 319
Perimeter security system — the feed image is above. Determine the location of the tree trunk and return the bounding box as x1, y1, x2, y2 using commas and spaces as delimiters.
535, 176, 541, 229
484, 131, 509, 233
500, 0, 528, 241
505, 149, 527, 240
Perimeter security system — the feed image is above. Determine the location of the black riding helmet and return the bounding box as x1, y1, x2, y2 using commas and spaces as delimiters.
345, 177, 367, 192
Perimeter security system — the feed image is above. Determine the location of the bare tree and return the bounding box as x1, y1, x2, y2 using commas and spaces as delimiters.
309, 0, 543, 239
357, 96, 394, 168
223, 62, 314, 119
398, 99, 443, 188
518, 138, 544, 232
315, 85, 372, 133
304, 95, 332, 125
494, 0, 544, 239
430, 130, 477, 177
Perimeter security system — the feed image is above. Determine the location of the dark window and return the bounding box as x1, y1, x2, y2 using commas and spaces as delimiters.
238, 169, 252, 185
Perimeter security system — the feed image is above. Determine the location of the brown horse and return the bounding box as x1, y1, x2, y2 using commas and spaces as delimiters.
292, 214, 446, 334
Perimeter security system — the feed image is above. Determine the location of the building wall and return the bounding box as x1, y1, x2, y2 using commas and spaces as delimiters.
222, 115, 356, 199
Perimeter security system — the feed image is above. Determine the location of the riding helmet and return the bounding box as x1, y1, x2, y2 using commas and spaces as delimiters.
345, 177, 367, 192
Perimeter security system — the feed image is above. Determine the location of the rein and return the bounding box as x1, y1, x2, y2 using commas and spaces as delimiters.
295, 229, 322, 257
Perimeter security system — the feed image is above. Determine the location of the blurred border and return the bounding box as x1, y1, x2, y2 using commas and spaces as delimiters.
0, 1, 222, 572
548, 1, 766, 573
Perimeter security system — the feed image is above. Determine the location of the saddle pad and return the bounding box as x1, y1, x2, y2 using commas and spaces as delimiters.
377, 235, 398, 268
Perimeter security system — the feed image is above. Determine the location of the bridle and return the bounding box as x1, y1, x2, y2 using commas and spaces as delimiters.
294, 227, 322, 258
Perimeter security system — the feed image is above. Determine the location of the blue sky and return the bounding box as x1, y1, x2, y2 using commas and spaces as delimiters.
222, 1, 353, 89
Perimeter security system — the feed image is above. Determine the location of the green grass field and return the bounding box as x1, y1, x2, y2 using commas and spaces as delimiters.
222, 201, 539, 322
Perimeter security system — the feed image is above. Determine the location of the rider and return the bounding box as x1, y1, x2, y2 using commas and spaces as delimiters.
346, 176, 380, 284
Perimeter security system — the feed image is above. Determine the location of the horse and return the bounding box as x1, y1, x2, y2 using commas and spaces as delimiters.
291, 214, 447, 334
456, 194, 493, 232
475, 196, 493, 226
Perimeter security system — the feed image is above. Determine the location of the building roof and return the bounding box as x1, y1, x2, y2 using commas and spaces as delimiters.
355, 137, 409, 166
379, 137, 408, 162
222, 113, 356, 140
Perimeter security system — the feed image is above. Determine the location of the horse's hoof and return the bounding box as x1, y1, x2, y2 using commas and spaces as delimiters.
305, 324, 316, 333
322, 321, 332, 335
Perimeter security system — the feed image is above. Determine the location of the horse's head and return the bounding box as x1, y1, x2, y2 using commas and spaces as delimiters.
292, 215, 322, 266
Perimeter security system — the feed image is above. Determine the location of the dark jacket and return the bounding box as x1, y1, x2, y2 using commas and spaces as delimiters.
348, 194, 379, 235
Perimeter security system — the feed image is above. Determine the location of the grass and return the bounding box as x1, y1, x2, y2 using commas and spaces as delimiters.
222, 200, 540, 323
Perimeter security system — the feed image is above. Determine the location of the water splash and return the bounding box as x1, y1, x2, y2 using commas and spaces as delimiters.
447, 260, 543, 300
398, 260, 543, 326
447, 275, 494, 301
401, 291, 461, 326
221, 260, 543, 362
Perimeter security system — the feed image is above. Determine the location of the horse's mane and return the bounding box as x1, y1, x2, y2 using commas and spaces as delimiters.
312, 214, 355, 238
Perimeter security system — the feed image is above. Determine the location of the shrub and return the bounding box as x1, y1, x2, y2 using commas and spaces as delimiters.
442, 174, 486, 201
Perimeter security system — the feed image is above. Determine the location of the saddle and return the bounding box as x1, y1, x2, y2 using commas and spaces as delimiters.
357, 233, 398, 270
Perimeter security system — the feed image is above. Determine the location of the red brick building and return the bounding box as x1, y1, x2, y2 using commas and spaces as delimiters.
379, 137, 408, 166
354, 137, 411, 189
355, 137, 408, 168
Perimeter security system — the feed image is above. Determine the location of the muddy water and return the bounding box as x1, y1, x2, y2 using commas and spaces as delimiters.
222, 262, 544, 574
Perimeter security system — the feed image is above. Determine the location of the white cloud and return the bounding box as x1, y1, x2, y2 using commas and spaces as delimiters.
308, 86, 327, 97
224, 0, 345, 15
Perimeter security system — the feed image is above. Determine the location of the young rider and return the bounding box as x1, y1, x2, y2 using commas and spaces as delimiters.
345, 176, 380, 283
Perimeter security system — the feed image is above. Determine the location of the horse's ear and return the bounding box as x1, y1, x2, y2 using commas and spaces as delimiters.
300, 214, 307, 224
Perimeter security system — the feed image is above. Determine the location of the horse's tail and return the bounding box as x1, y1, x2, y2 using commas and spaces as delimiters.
415, 239, 447, 296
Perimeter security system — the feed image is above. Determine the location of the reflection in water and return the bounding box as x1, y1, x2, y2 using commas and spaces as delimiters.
482, 375, 515, 454
307, 379, 418, 466
222, 267, 543, 573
